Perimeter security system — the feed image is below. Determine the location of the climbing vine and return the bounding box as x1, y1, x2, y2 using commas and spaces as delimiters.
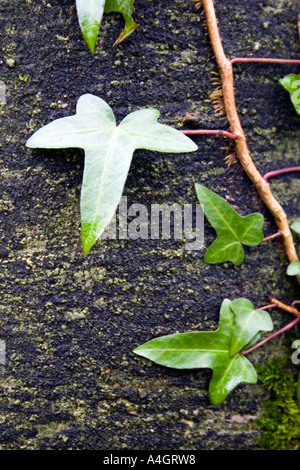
135, 0, 300, 405
25, 1, 300, 407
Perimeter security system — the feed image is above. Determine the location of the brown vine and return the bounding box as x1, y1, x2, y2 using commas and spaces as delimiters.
199, 0, 300, 284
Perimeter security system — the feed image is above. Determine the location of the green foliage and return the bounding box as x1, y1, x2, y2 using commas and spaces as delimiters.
279, 74, 300, 115
194, 184, 264, 265
26, 94, 197, 255
291, 217, 300, 235
76, 0, 105, 54
230, 298, 273, 356
134, 298, 274, 406
257, 356, 300, 450
76, 0, 138, 53
287, 260, 300, 276
104, 0, 139, 47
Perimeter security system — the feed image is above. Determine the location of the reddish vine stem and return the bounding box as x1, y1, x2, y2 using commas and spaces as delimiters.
180, 129, 239, 139
231, 57, 300, 66
241, 316, 300, 356
242, 299, 300, 355
201, 0, 300, 283
262, 231, 282, 242
263, 166, 300, 182
269, 297, 300, 317
255, 303, 278, 311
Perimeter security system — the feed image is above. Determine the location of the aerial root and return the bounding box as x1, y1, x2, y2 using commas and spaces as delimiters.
210, 87, 226, 117
224, 153, 238, 167
192, 0, 202, 11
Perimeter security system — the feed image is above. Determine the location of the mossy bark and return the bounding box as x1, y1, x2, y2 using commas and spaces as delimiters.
0, 0, 299, 450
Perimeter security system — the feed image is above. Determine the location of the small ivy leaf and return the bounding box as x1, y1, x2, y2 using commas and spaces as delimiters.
134, 299, 257, 406
195, 184, 264, 265
229, 298, 273, 356
76, 0, 105, 54
287, 260, 300, 276
104, 0, 139, 47
279, 74, 300, 115
291, 218, 300, 235
26, 94, 197, 255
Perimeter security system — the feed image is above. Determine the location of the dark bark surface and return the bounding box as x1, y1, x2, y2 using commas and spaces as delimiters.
0, 0, 299, 450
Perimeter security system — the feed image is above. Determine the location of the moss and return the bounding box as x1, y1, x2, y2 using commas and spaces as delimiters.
257, 356, 300, 450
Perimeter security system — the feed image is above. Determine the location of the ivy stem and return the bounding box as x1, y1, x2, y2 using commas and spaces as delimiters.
201, 0, 300, 283
263, 167, 300, 182
231, 57, 300, 66
269, 297, 300, 317
255, 303, 278, 311
180, 129, 240, 139
241, 316, 300, 356
262, 231, 282, 242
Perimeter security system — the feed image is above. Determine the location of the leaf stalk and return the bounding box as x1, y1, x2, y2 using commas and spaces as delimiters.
181, 129, 240, 139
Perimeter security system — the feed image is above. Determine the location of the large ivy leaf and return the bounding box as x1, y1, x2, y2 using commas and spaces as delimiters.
134, 299, 257, 406
195, 184, 264, 265
287, 260, 300, 276
229, 298, 273, 356
104, 0, 139, 47
26, 94, 197, 255
279, 74, 300, 115
76, 0, 105, 54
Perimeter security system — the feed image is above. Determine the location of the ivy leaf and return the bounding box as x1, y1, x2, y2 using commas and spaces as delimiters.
76, 0, 105, 54
76, 0, 138, 53
279, 74, 300, 115
287, 260, 300, 276
229, 298, 273, 356
242, 332, 261, 350
134, 299, 257, 406
104, 0, 139, 47
195, 184, 264, 265
291, 218, 300, 235
26, 94, 197, 255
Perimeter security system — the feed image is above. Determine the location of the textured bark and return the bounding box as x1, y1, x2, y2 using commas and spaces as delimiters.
0, 0, 299, 450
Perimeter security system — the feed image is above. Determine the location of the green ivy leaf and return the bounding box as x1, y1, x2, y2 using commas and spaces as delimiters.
26, 94, 197, 255
76, 0, 138, 53
242, 332, 261, 350
279, 74, 300, 115
291, 218, 300, 235
229, 298, 273, 356
76, 0, 105, 54
104, 0, 139, 46
134, 299, 257, 406
195, 184, 264, 265
287, 260, 300, 276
